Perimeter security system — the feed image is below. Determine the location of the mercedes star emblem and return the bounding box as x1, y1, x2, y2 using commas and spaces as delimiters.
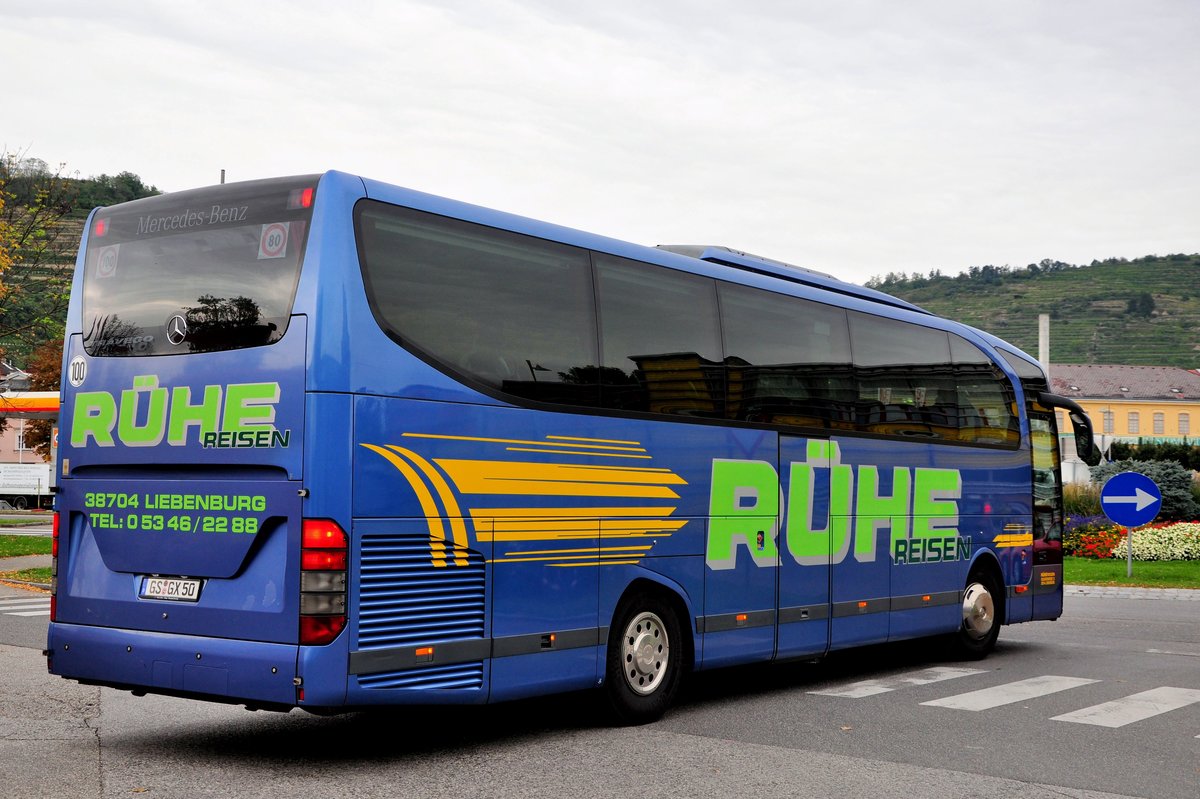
166, 315, 189, 346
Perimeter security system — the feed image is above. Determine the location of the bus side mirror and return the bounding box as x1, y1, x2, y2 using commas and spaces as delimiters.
1039, 392, 1099, 466
1068, 410, 1100, 466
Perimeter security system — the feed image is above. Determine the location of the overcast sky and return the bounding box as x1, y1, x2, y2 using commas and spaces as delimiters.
5, 1, 1198, 283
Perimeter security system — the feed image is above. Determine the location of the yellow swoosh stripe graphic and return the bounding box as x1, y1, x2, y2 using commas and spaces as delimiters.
436, 459, 687, 498
365, 434, 690, 568
361, 444, 456, 566
992, 533, 1034, 548
505, 447, 652, 459
471, 515, 689, 543
403, 432, 647, 453
385, 446, 470, 562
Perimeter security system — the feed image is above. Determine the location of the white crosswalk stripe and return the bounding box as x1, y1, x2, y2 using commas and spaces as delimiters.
1051, 687, 1200, 728
0, 597, 51, 617
810, 669, 1200, 733
808, 666, 986, 698
920, 675, 1099, 711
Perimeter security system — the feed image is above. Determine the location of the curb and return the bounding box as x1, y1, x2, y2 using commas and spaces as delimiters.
0, 579, 50, 591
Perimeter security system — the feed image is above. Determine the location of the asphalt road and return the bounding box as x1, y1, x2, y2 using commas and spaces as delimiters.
0, 587, 1196, 799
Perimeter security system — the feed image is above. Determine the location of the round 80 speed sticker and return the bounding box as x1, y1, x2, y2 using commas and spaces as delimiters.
258, 222, 289, 260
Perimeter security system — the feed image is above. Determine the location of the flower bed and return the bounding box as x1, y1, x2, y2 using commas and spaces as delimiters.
1116, 522, 1200, 562
1064, 520, 1200, 561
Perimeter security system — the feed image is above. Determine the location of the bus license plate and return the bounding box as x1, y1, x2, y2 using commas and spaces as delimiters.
140, 577, 203, 602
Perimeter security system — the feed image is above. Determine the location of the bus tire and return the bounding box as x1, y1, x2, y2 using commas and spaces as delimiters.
604, 591, 683, 725
951, 566, 1002, 659
12, 496, 27, 511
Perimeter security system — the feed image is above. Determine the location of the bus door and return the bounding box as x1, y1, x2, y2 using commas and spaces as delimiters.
825, 437, 890, 649
776, 436, 833, 659
703, 440, 780, 669
1029, 409, 1065, 620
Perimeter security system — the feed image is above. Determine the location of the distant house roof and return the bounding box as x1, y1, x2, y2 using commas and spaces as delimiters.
0, 361, 31, 391
1050, 364, 1200, 401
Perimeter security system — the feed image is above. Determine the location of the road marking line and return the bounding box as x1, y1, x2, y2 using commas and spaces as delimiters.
921, 675, 1099, 711
0, 600, 50, 609
8, 610, 49, 617
1052, 687, 1200, 728
1146, 648, 1200, 659
808, 666, 987, 698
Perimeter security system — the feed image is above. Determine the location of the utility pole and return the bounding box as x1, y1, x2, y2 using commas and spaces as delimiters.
1038, 313, 1050, 372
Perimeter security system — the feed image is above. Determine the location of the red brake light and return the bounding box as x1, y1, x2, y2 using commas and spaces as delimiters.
288, 187, 315, 210
302, 519, 346, 550
299, 519, 348, 648
301, 549, 348, 571
50, 512, 60, 621
300, 615, 346, 646
94, 218, 108, 237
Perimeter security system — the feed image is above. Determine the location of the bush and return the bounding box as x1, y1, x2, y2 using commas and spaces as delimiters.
1090, 460, 1200, 521
1108, 440, 1200, 471
1063, 482, 1102, 517
1115, 522, 1200, 561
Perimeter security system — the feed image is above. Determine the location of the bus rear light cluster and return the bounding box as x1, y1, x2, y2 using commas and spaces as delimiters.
299, 519, 348, 646
50, 512, 59, 622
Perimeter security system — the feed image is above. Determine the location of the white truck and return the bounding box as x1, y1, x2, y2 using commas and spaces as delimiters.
0, 462, 53, 510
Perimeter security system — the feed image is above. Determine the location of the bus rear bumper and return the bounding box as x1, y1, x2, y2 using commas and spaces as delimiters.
47, 622, 299, 708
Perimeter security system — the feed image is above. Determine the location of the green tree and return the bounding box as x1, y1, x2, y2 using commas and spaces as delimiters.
21, 337, 63, 460
74, 171, 159, 213
0, 153, 78, 365
1125, 292, 1155, 318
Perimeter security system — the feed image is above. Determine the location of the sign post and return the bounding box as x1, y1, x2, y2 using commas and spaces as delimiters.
1099, 472, 1162, 577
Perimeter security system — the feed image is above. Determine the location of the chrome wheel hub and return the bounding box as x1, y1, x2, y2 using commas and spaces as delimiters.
622, 611, 669, 695
961, 582, 995, 640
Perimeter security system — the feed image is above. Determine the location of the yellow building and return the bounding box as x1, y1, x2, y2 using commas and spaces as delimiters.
1050, 364, 1200, 445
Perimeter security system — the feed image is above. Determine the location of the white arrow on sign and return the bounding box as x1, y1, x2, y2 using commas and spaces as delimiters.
1104, 487, 1160, 512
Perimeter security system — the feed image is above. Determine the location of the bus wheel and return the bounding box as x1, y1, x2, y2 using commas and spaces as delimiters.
953, 568, 1001, 659
12, 496, 27, 511
605, 593, 683, 724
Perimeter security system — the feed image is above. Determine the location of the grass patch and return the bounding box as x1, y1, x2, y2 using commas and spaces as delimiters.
1064, 557, 1200, 589
0, 567, 51, 584
0, 534, 52, 558
0, 518, 49, 528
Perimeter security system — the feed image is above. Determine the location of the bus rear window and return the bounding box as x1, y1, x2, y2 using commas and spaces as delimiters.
81, 175, 318, 356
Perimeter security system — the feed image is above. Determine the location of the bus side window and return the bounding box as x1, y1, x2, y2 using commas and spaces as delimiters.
595, 255, 724, 417
718, 283, 853, 429
847, 314, 954, 439
950, 335, 1018, 445
357, 203, 602, 406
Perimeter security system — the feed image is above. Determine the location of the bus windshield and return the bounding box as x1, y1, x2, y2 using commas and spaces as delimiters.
81, 175, 318, 357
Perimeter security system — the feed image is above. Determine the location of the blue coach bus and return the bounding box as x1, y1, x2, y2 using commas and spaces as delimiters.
47, 172, 1095, 722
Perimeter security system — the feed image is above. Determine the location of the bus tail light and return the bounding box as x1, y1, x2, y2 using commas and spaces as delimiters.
287, 187, 315, 210
300, 519, 347, 646
50, 512, 59, 622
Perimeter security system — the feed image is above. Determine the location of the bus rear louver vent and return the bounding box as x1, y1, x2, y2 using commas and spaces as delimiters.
357, 662, 485, 691
357, 533, 486, 651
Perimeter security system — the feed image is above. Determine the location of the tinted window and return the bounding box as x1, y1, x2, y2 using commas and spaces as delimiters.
951, 334, 1018, 444
719, 283, 854, 428
850, 313, 958, 439
357, 202, 599, 405
595, 255, 722, 416
82, 175, 317, 356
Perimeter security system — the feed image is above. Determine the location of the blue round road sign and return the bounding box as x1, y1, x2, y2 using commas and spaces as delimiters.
1099, 472, 1162, 528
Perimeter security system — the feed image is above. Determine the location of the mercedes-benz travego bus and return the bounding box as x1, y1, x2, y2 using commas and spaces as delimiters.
47, 172, 1095, 723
